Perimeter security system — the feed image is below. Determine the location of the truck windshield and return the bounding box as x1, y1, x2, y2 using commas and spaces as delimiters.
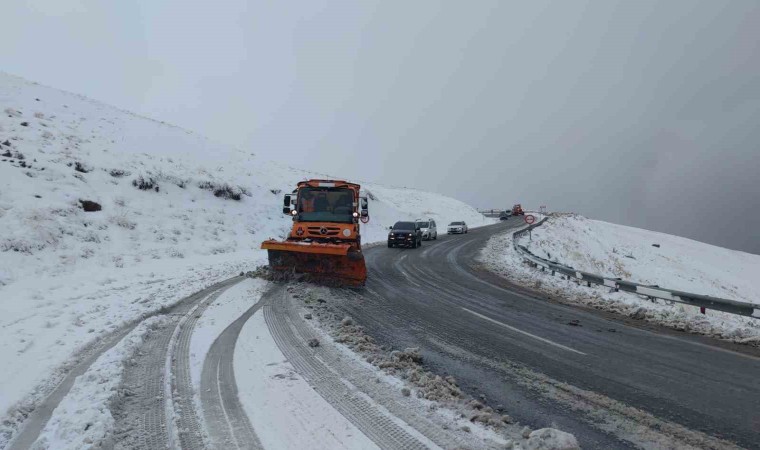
297, 187, 354, 223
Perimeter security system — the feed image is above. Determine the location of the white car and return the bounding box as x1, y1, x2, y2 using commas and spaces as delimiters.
415, 218, 438, 240
447, 221, 468, 234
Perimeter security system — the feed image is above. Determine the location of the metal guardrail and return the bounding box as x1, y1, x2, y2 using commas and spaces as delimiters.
513, 218, 760, 319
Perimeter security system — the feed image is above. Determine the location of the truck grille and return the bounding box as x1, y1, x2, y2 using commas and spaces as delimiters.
307, 226, 341, 236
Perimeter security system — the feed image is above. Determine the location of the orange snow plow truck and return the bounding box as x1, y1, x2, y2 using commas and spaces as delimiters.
261, 179, 369, 287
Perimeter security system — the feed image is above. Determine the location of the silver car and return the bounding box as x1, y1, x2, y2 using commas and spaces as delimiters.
447, 221, 468, 234
416, 218, 438, 240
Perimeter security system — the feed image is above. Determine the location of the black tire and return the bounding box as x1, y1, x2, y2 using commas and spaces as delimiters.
433, 233, 437, 240
388, 242, 393, 248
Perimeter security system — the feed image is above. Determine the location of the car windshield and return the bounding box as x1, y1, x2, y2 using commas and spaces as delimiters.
297, 187, 354, 223
416, 221, 429, 228
393, 222, 415, 230
450, 222, 463, 226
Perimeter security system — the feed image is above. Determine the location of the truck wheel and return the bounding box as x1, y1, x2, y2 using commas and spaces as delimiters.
388, 242, 393, 248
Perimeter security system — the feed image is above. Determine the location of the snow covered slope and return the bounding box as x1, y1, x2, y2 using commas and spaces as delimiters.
481, 214, 760, 343
0, 72, 491, 424
523, 214, 760, 305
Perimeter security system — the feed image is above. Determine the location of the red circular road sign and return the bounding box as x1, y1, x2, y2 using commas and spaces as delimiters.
524, 214, 536, 224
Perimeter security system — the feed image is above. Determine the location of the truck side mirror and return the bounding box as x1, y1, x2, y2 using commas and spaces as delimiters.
282, 194, 292, 215
360, 197, 369, 217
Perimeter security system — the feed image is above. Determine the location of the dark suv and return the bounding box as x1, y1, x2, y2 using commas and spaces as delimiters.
387, 221, 423, 248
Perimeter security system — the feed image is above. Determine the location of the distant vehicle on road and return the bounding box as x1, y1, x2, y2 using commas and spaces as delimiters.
512, 204, 524, 216
447, 221, 468, 234
416, 218, 437, 240
388, 221, 423, 248
499, 212, 510, 221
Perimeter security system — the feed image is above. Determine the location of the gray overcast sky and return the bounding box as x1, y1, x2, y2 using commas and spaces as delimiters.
2, 0, 759, 253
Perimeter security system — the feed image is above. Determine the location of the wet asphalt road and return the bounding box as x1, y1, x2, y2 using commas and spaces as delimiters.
333, 222, 760, 449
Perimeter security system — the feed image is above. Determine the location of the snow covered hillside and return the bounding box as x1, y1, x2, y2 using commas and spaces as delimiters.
0, 72, 491, 422
481, 214, 760, 343
523, 214, 760, 305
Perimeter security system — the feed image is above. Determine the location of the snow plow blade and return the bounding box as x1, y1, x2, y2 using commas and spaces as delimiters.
261, 240, 367, 287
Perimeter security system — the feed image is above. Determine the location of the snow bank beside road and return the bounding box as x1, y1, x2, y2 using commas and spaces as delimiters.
296, 284, 577, 449
480, 214, 760, 343
523, 214, 760, 305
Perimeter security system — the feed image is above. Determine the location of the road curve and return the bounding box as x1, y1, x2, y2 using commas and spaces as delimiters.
330, 222, 760, 449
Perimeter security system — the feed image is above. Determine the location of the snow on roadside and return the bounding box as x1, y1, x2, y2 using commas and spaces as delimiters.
188, 277, 266, 407
308, 320, 513, 448
0, 256, 251, 448
234, 309, 379, 450
295, 285, 579, 450
479, 214, 760, 344
526, 428, 580, 450
523, 214, 760, 305
28, 315, 168, 450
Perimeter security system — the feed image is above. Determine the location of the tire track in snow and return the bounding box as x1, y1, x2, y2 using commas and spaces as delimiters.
262, 284, 458, 450
200, 296, 264, 449
110, 276, 244, 450
6, 276, 242, 450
